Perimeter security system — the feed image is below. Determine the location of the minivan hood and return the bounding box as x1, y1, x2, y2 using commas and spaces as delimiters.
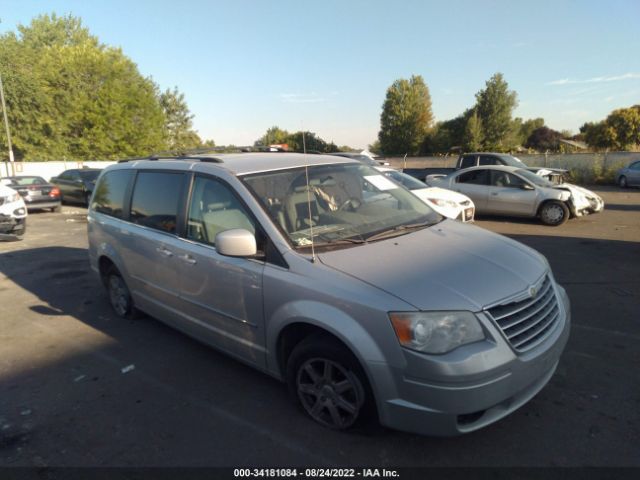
317, 220, 547, 312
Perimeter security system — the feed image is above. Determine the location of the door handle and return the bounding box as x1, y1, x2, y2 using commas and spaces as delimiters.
156, 246, 173, 257
179, 254, 197, 265
491, 192, 499, 196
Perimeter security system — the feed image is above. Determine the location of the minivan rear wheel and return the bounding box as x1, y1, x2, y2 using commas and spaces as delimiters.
286, 335, 374, 430
106, 269, 134, 318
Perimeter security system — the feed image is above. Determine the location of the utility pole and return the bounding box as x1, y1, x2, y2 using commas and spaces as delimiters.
0, 72, 15, 176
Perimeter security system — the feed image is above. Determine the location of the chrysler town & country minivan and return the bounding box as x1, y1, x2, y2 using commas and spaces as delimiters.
87, 152, 570, 436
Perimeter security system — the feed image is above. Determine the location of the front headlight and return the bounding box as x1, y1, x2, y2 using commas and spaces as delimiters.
389, 311, 485, 354
427, 198, 458, 209
3, 193, 21, 203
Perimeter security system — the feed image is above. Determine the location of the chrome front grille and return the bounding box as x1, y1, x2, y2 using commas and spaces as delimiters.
486, 276, 560, 353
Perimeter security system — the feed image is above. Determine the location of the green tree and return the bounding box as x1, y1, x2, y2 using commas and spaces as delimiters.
463, 111, 483, 151
367, 140, 382, 154
378, 75, 433, 155
255, 126, 290, 146
580, 121, 615, 150
159, 87, 203, 152
516, 117, 545, 147
604, 105, 640, 150
0, 14, 177, 160
421, 115, 466, 154
474, 73, 518, 151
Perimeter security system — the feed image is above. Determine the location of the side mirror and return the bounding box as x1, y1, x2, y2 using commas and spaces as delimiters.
215, 229, 257, 257
520, 183, 534, 190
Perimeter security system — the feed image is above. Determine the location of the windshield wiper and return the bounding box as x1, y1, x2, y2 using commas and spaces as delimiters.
364, 221, 433, 242
314, 234, 367, 246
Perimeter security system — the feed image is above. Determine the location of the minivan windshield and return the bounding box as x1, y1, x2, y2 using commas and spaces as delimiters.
242, 163, 441, 248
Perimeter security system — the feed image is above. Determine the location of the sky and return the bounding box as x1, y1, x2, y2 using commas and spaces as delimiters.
1, 0, 639, 148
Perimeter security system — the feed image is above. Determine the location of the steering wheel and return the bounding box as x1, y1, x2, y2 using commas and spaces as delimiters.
338, 197, 361, 211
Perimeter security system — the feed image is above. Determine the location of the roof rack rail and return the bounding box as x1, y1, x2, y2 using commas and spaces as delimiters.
116, 145, 294, 163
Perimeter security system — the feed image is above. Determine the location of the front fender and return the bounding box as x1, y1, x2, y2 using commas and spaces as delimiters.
266, 300, 400, 411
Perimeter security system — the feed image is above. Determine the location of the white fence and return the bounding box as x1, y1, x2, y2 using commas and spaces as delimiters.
1, 161, 117, 180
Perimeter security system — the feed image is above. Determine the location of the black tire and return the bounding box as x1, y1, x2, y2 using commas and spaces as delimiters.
105, 267, 136, 319
286, 334, 376, 431
540, 200, 570, 226
619, 176, 628, 189
84, 192, 91, 207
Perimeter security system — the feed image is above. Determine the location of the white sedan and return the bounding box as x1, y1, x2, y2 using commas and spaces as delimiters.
0, 183, 28, 239
377, 168, 475, 222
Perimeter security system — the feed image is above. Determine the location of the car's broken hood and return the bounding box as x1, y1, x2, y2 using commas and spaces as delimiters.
317, 220, 548, 312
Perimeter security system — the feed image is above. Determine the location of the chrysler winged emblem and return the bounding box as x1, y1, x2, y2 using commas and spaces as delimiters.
529, 286, 537, 298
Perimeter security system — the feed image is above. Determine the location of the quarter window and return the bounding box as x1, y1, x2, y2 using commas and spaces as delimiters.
92, 170, 133, 219
130, 172, 184, 234
186, 176, 255, 247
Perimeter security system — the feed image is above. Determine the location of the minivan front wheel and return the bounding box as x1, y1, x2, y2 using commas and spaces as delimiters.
540, 201, 569, 226
287, 335, 373, 430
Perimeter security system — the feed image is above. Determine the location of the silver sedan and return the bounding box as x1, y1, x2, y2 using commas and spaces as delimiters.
428, 165, 604, 226
616, 159, 640, 188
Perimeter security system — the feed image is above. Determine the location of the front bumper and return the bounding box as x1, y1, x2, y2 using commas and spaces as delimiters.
0, 215, 26, 236
373, 284, 571, 436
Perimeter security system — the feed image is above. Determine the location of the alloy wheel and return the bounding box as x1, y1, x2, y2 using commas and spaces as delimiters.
296, 358, 363, 429
108, 275, 130, 317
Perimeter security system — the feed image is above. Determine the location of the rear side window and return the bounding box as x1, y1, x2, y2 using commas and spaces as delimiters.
460, 156, 477, 169
92, 170, 134, 219
130, 172, 184, 234
457, 169, 488, 185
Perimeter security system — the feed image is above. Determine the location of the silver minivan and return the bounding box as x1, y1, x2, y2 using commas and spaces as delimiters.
87, 153, 570, 436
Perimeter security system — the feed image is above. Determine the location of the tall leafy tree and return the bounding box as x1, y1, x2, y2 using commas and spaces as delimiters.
604, 105, 640, 150
474, 73, 518, 151
378, 75, 433, 155
159, 87, 202, 152
0, 14, 185, 160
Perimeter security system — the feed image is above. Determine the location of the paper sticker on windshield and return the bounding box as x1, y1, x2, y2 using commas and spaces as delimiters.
364, 175, 399, 191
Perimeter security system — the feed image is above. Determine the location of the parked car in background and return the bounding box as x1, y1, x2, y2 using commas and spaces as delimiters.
378, 167, 475, 222
1, 176, 61, 212
88, 152, 570, 436
616, 159, 640, 188
50, 168, 101, 206
406, 152, 568, 185
427, 165, 604, 226
327, 151, 390, 166
0, 184, 28, 239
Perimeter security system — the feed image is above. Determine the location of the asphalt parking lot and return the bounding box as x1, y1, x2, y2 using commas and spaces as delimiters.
0, 187, 639, 467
